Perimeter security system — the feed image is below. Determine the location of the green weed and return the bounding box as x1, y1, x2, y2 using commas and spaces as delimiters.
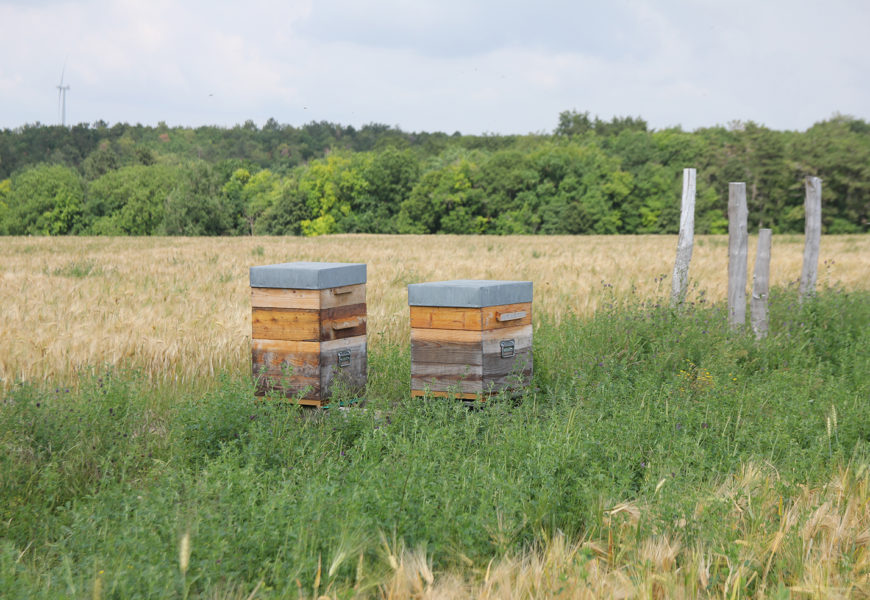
1, 286, 868, 597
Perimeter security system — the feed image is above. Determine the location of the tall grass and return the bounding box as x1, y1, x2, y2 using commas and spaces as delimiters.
2, 234, 868, 388
2, 283, 869, 598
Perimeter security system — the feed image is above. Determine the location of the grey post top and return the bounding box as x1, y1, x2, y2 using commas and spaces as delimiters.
249, 262, 366, 289
408, 279, 533, 308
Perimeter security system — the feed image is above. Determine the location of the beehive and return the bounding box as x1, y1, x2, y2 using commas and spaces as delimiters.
408, 280, 533, 400
250, 262, 366, 406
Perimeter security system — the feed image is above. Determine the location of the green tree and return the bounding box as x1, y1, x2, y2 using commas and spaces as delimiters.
475, 150, 540, 234
342, 148, 420, 233
796, 116, 870, 233
86, 165, 180, 235
0, 178, 10, 234
162, 161, 232, 235
397, 158, 482, 233
241, 169, 281, 235
4, 164, 85, 235
532, 143, 630, 234
81, 143, 120, 181
298, 154, 367, 236
555, 110, 593, 137
257, 174, 312, 235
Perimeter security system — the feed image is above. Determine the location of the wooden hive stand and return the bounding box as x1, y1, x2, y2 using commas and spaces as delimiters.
250, 262, 367, 406
408, 280, 533, 400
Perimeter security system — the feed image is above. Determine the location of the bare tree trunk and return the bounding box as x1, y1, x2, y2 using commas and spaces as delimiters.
671, 168, 696, 308
728, 182, 748, 330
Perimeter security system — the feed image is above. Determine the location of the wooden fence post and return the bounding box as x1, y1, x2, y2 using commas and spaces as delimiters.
800, 176, 822, 301
671, 168, 696, 308
728, 182, 748, 330
751, 228, 772, 339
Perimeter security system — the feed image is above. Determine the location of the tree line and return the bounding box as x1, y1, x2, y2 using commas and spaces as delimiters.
0, 112, 867, 236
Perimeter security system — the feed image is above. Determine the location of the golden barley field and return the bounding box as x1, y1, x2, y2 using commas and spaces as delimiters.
1, 234, 868, 388
374, 464, 870, 599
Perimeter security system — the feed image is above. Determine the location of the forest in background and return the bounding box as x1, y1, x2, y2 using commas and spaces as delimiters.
0, 111, 867, 236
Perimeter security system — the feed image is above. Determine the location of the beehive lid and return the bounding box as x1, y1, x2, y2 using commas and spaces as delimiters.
249, 262, 366, 289
408, 279, 532, 308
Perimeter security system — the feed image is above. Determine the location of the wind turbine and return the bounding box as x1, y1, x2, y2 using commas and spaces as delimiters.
57, 63, 70, 126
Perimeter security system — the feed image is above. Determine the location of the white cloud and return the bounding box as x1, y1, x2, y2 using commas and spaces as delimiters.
0, 0, 867, 132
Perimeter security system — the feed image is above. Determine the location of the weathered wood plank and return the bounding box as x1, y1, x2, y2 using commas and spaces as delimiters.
251, 338, 321, 400
410, 389, 481, 400
411, 369, 532, 397
252, 307, 320, 341
411, 338, 483, 366
411, 328, 483, 343
481, 324, 533, 378
481, 324, 532, 350
728, 182, 748, 330
411, 375, 483, 394
800, 176, 822, 302
320, 284, 366, 309
320, 335, 367, 397
412, 362, 484, 378
671, 167, 696, 307
751, 228, 772, 339
251, 287, 320, 310
251, 339, 320, 377
482, 347, 533, 377
481, 368, 534, 394
253, 373, 321, 399
320, 303, 367, 340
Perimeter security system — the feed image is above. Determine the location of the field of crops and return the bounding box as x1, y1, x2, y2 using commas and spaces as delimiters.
2, 234, 868, 388
2, 234, 869, 598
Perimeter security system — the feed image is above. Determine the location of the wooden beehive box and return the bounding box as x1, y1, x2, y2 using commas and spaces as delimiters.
408, 280, 533, 400
250, 262, 366, 406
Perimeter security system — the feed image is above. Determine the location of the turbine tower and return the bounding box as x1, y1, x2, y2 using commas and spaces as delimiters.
57, 64, 70, 126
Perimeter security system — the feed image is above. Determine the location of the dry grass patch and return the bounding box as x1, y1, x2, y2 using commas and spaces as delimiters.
319, 465, 870, 599
1, 234, 867, 388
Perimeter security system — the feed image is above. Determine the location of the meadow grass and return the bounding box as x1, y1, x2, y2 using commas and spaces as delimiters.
1, 234, 868, 388
2, 267, 869, 598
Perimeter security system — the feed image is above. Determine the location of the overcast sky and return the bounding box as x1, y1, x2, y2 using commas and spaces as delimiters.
1, 0, 868, 134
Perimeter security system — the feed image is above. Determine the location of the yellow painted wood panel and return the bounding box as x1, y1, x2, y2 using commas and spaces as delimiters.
410, 302, 532, 331
481, 303, 532, 330
410, 327, 483, 343
410, 306, 480, 330
251, 307, 320, 341
251, 288, 320, 310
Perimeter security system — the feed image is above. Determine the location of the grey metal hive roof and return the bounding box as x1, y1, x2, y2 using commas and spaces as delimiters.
249, 262, 366, 289
408, 279, 532, 307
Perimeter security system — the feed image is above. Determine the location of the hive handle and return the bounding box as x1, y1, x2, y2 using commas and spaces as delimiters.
331, 287, 354, 296
496, 310, 527, 322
